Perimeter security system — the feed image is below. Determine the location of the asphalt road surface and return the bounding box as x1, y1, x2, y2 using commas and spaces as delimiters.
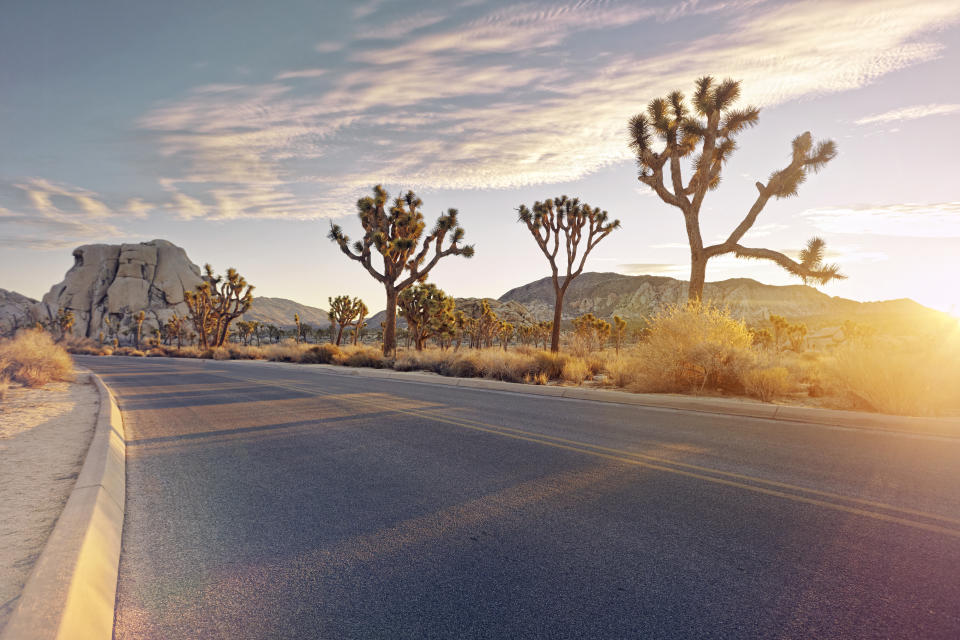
78, 355, 960, 639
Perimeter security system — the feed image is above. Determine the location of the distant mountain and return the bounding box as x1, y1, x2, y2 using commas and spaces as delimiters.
0, 288, 37, 335
498, 272, 948, 330
243, 297, 329, 328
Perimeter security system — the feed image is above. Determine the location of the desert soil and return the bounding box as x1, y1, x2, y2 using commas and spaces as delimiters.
0, 371, 98, 629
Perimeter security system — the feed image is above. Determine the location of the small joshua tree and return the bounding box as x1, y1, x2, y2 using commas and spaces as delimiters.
184, 265, 254, 348
628, 76, 844, 301
135, 310, 146, 349
329, 185, 474, 356
54, 307, 75, 341
397, 284, 455, 351
352, 301, 369, 346
518, 196, 620, 352
498, 322, 514, 351
165, 314, 185, 350
329, 295, 365, 346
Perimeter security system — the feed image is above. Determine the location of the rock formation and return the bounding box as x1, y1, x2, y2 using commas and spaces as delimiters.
33, 240, 204, 341
0, 288, 38, 335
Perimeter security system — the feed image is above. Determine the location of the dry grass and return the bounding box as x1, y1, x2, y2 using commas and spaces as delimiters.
0, 329, 74, 388
742, 367, 791, 402
825, 333, 960, 417
561, 359, 590, 384
0, 375, 9, 401
628, 303, 754, 394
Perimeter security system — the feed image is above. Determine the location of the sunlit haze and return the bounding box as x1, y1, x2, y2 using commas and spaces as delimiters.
2, 0, 959, 315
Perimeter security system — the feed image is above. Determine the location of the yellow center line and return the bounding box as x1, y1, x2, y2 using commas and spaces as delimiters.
216, 372, 960, 538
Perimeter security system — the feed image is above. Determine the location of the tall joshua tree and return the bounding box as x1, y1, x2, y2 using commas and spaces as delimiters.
628, 76, 844, 302
329, 185, 474, 356
518, 196, 620, 352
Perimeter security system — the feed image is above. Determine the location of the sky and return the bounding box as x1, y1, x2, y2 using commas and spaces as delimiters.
1, 0, 959, 316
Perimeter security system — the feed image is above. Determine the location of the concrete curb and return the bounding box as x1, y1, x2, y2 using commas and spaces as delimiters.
1, 373, 125, 640
292, 362, 960, 438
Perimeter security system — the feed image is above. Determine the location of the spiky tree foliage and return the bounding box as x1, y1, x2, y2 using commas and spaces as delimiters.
184, 264, 254, 348
328, 295, 367, 346
518, 196, 620, 352
498, 321, 514, 351
352, 301, 369, 346
164, 314, 185, 350
628, 77, 844, 301
572, 313, 611, 353
236, 320, 257, 346
471, 300, 500, 349
612, 315, 627, 355
329, 185, 474, 356
134, 310, 146, 349
54, 307, 75, 341
397, 283, 455, 351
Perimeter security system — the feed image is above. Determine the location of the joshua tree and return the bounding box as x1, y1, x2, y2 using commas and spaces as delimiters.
397, 284, 455, 351
329, 295, 366, 346
329, 185, 474, 356
134, 310, 146, 349
54, 307, 75, 341
184, 265, 254, 348
612, 315, 627, 355
628, 76, 844, 301
572, 313, 611, 353
165, 314, 185, 350
518, 196, 620, 352
498, 322, 514, 351
293, 313, 302, 344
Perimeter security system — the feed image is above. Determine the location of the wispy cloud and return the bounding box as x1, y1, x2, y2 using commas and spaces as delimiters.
131, 0, 960, 220
855, 103, 960, 125
0, 178, 140, 249
802, 202, 960, 237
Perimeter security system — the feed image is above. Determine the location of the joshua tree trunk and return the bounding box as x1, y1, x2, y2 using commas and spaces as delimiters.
689, 252, 707, 302
383, 287, 398, 356
550, 282, 567, 353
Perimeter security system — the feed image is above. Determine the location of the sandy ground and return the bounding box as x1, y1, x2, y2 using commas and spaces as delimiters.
0, 371, 98, 629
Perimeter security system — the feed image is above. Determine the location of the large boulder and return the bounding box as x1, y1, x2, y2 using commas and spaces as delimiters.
0, 289, 38, 336
33, 240, 203, 341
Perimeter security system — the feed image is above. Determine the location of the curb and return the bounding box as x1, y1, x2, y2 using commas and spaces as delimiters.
295, 362, 960, 438
1, 373, 125, 640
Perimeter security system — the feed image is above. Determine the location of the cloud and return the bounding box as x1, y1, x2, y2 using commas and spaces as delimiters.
802, 202, 960, 237
855, 103, 960, 125
0, 179, 133, 249
132, 0, 960, 220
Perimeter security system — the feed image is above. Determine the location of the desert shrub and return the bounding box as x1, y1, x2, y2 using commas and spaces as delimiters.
561, 358, 590, 384
630, 303, 754, 394
338, 345, 386, 368
443, 352, 481, 378
825, 335, 960, 416
0, 329, 74, 387
743, 366, 791, 402
0, 375, 9, 400
606, 355, 645, 388
530, 351, 568, 380
146, 348, 167, 357
211, 347, 232, 361
112, 347, 146, 357
301, 343, 340, 364
523, 371, 549, 385
473, 349, 531, 382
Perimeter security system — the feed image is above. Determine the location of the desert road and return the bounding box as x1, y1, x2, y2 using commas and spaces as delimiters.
78, 355, 960, 639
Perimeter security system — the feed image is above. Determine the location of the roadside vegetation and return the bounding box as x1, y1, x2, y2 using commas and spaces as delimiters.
0, 329, 74, 396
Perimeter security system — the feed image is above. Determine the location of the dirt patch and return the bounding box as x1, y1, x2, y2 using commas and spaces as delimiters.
0, 371, 98, 629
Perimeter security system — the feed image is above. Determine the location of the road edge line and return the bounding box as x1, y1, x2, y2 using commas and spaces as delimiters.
1, 372, 125, 640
